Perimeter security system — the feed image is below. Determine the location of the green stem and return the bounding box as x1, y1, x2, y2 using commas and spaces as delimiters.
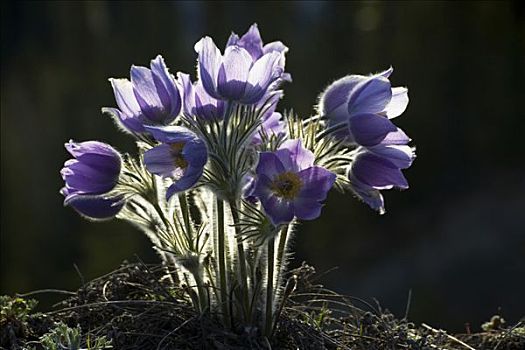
229, 199, 250, 323
192, 269, 208, 313
264, 237, 275, 337
271, 225, 289, 335
275, 225, 289, 279
216, 198, 231, 326
178, 193, 193, 249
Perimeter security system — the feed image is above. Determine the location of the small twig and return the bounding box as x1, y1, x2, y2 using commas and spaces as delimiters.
46, 300, 179, 316
404, 289, 412, 320
156, 317, 195, 349
17, 289, 75, 297
73, 263, 85, 286
494, 320, 524, 350
422, 323, 477, 350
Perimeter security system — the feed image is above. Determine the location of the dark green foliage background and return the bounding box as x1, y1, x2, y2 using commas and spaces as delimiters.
1, 1, 524, 332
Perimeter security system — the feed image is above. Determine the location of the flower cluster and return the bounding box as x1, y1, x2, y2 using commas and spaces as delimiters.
60, 23, 415, 337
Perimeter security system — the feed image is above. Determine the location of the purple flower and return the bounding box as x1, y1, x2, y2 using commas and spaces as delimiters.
144, 126, 207, 199
319, 67, 410, 146
103, 55, 181, 133
347, 145, 415, 213
194, 28, 286, 104
177, 72, 225, 121
252, 92, 286, 145
60, 141, 124, 220
252, 139, 336, 226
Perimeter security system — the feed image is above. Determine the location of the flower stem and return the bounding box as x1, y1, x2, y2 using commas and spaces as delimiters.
271, 224, 289, 333
275, 225, 289, 279
216, 198, 231, 326
228, 199, 250, 323
264, 236, 275, 337
178, 193, 193, 249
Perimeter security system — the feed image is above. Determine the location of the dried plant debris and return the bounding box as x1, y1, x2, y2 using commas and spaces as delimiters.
2, 262, 523, 350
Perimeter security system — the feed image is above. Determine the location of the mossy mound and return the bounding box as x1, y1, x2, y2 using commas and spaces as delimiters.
2, 262, 523, 349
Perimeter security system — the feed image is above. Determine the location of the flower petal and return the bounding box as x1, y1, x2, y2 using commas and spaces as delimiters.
256, 152, 285, 178
109, 78, 141, 117
368, 145, 415, 169
183, 138, 208, 168
348, 113, 398, 147
236, 23, 264, 60
150, 55, 181, 118
217, 46, 252, 100
102, 107, 145, 133
144, 125, 198, 144
296, 166, 336, 201
66, 195, 124, 221
319, 75, 366, 121
144, 144, 177, 178
293, 198, 323, 221
384, 87, 408, 119
348, 76, 392, 116
352, 152, 408, 189
381, 128, 411, 145
195, 36, 223, 99
260, 193, 294, 226
177, 72, 195, 116
243, 51, 282, 104
348, 175, 385, 213
130, 65, 166, 122
166, 166, 204, 199
275, 139, 315, 172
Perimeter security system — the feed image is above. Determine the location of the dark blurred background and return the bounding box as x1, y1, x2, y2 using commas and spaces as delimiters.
2, 1, 524, 332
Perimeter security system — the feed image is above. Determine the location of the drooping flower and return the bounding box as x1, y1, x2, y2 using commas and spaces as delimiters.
177, 72, 225, 121
194, 30, 286, 104
144, 126, 208, 199
319, 67, 410, 146
103, 55, 181, 134
252, 139, 336, 226
226, 23, 291, 83
60, 140, 124, 220
252, 91, 286, 145
347, 144, 415, 213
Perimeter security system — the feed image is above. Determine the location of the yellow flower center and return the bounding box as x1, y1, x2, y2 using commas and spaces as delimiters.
271, 172, 303, 199
170, 142, 188, 169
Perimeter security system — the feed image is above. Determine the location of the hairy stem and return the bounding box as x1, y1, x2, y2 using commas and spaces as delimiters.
264, 237, 275, 337
178, 193, 193, 249
216, 198, 231, 326
229, 199, 250, 323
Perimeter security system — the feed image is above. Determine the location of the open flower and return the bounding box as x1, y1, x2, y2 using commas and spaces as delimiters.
177, 72, 225, 121
194, 31, 285, 104
103, 55, 181, 133
347, 144, 415, 213
319, 67, 409, 146
60, 141, 124, 220
252, 139, 336, 226
144, 126, 207, 199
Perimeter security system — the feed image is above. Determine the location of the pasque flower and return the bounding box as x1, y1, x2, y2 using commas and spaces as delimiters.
60, 141, 123, 219
177, 72, 225, 121
252, 139, 336, 226
144, 126, 208, 199
347, 144, 415, 213
319, 67, 409, 146
194, 28, 286, 104
103, 55, 181, 133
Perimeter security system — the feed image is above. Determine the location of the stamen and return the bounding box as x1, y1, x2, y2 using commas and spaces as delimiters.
170, 142, 188, 169
271, 172, 303, 199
